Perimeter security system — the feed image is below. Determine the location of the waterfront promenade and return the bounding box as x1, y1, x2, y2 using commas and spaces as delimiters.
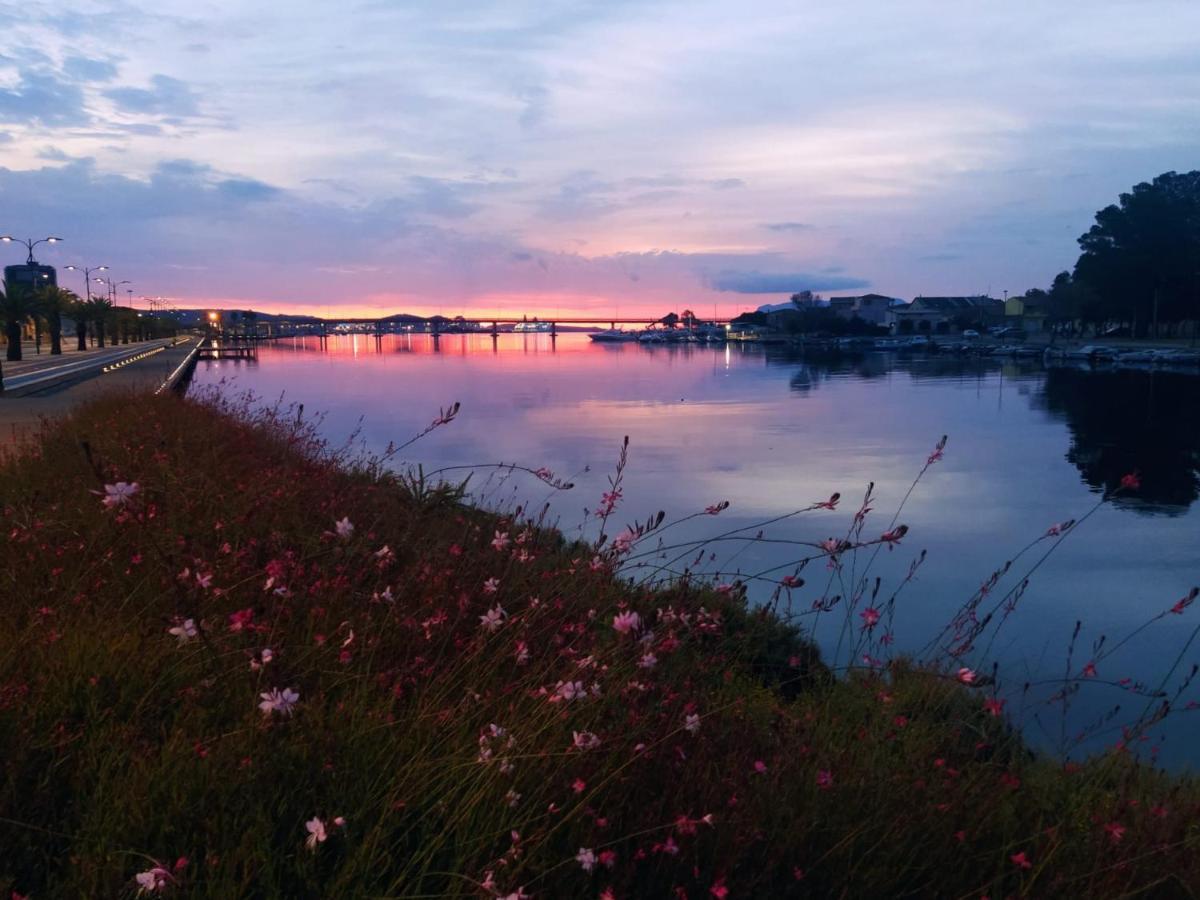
0, 336, 197, 453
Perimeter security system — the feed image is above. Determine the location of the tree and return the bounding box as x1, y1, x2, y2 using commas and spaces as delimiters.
37, 285, 78, 355
1073, 171, 1200, 337
88, 296, 114, 348
68, 295, 90, 351
0, 280, 38, 361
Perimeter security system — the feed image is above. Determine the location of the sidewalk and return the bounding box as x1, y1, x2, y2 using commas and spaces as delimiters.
0, 337, 199, 455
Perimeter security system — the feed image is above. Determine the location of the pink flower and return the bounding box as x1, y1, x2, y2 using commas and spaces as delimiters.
612, 610, 641, 635
134, 866, 171, 894
514, 641, 530, 665
305, 817, 327, 851
572, 730, 601, 751
1104, 821, 1126, 842
576, 847, 597, 872
1082, 661, 1098, 678
956, 667, 976, 684
1010, 851, 1032, 869
228, 608, 254, 632
983, 697, 1005, 717
710, 879, 729, 899
816, 769, 833, 789
195, 571, 213, 590
610, 528, 637, 554
102, 481, 139, 508
638, 652, 657, 670
334, 517, 354, 539
814, 492, 840, 510
859, 607, 881, 629
753, 760, 767, 774
483, 577, 500, 595
1045, 520, 1074, 537
684, 713, 701, 735
491, 531, 511, 551
479, 605, 506, 632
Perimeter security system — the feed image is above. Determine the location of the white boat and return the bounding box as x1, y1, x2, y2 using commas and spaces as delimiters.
637, 330, 668, 343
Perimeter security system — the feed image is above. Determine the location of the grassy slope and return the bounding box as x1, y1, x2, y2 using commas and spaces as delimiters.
0, 391, 1197, 898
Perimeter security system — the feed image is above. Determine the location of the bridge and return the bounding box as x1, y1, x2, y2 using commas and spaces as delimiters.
217, 314, 735, 339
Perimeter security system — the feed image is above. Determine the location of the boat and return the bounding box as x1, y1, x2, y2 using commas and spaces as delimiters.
637, 330, 668, 343
588, 329, 637, 343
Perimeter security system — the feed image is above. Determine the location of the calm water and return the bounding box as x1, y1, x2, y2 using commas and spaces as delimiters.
194, 333, 1200, 765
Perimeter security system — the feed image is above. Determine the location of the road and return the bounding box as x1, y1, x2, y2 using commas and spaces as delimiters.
0, 337, 198, 454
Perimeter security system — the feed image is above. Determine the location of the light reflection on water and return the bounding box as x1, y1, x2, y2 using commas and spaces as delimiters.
194, 333, 1200, 765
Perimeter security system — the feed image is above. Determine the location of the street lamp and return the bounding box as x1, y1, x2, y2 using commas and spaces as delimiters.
64, 265, 108, 302
0, 235, 64, 264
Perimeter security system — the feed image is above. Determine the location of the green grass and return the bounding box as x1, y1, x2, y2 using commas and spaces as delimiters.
0, 391, 1197, 898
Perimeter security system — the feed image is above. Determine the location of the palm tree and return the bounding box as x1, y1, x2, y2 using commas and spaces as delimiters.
88, 296, 114, 348
36, 285, 78, 355
68, 295, 90, 351
0, 279, 39, 361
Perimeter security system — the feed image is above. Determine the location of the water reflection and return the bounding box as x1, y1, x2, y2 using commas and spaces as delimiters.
194, 334, 1200, 762
1036, 367, 1200, 514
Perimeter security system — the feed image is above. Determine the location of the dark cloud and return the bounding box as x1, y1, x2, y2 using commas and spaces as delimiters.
761, 222, 813, 232
62, 56, 119, 82
36, 146, 72, 161
707, 270, 870, 293
0, 69, 88, 126
105, 74, 199, 117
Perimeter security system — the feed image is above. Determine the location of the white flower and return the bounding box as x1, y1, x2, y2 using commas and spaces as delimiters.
572, 730, 601, 751
479, 605, 506, 632
576, 847, 597, 872
685, 713, 701, 735
334, 517, 354, 540
551, 680, 585, 702
258, 687, 300, 717
103, 481, 139, 508
167, 618, 198, 644
250, 648, 275, 670
305, 816, 327, 851
134, 866, 170, 894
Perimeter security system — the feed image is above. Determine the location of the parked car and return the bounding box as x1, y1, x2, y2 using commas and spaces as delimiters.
962, 329, 980, 338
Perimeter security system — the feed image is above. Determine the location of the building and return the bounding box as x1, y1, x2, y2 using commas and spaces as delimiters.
887, 296, 1004, 334
1004, 294, 1048, 332
827, 293, 903, 326
4, 263, 57, 291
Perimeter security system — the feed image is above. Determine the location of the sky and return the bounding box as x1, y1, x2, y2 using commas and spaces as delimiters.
1, 0, 1198, 318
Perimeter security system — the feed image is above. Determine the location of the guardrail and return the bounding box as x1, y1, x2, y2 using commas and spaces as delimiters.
156, 338, 203, 395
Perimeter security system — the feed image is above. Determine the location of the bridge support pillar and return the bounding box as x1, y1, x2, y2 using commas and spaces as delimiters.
550, 321, 557, 337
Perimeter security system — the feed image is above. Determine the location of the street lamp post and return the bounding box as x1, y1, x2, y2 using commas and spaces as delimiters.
0, 235, 63, 264
63, 265, 108, 303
